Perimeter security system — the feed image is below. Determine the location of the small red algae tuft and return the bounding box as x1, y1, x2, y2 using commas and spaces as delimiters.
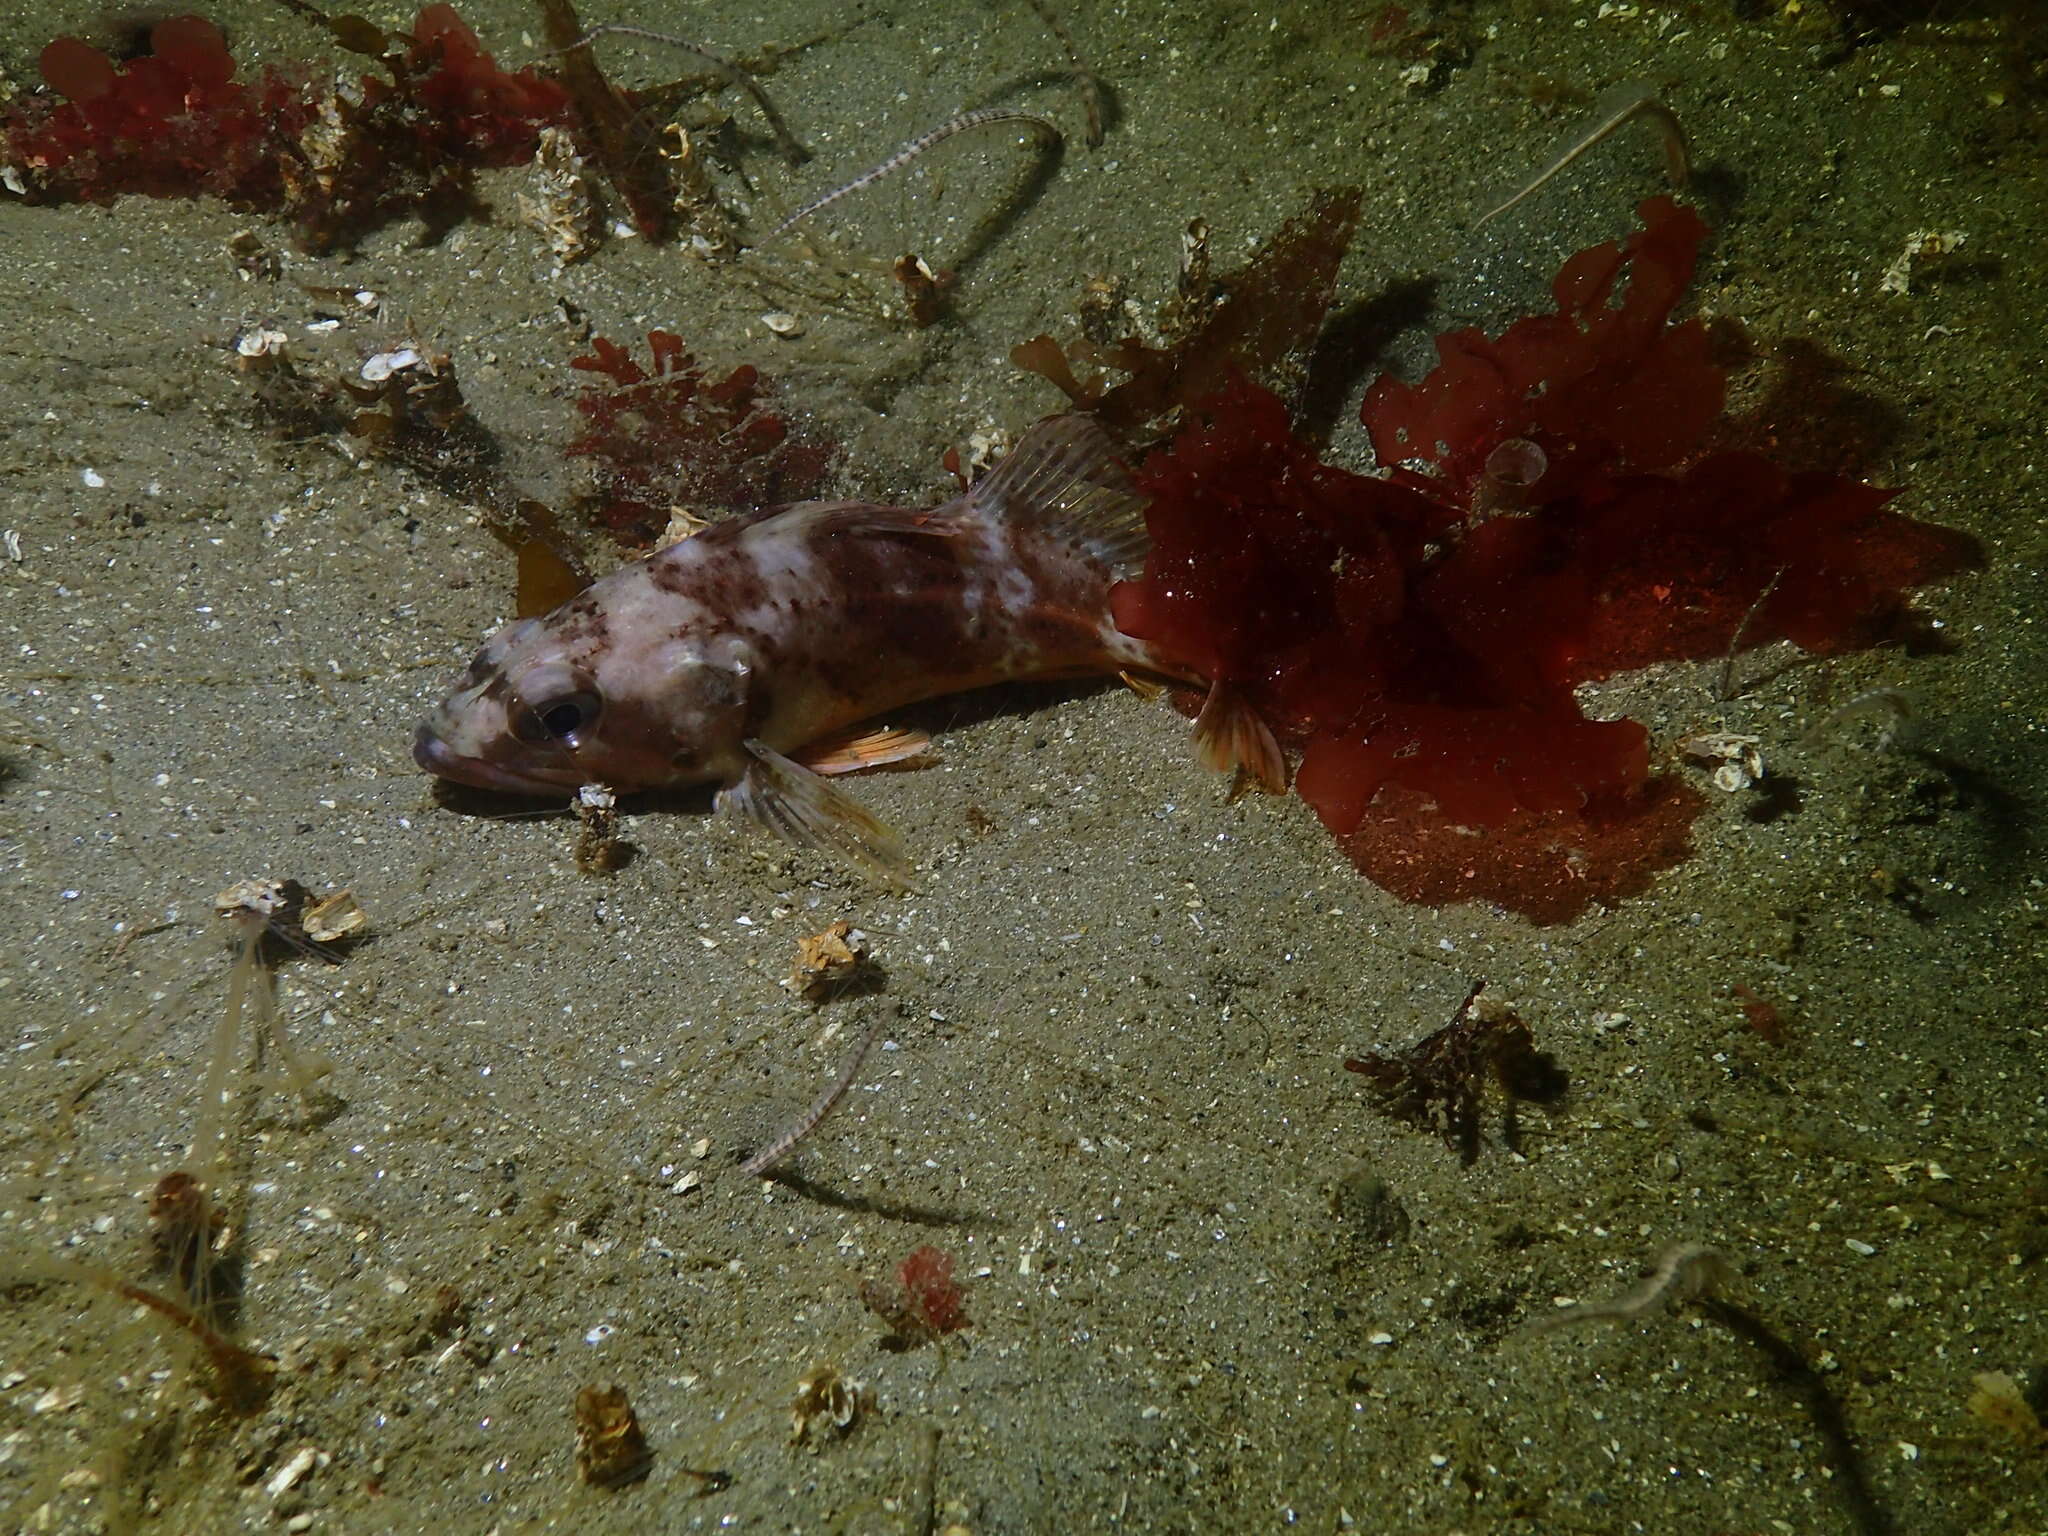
898, 1245, 967, 1334
566, 330, 836, 548
859, 1244, 969, 1345
1113, 197, 1979, 924
1732, 983, 1788, 1045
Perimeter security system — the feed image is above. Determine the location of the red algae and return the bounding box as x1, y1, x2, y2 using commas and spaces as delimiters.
566, 331, 836, 548
859, 1245, 969, 1345
281, 5, 573, 249
406, 3, 572, 158
6, 16, 317, 207
1, 7, 573, 247
1361, 197, 1724, 505
1113, 197, 1979, 924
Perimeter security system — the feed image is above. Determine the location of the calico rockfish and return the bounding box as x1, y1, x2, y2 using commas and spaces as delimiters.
412, 415, 1281, 881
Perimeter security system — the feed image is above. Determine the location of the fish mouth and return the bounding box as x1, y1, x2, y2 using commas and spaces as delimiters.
413, 723, 575, 799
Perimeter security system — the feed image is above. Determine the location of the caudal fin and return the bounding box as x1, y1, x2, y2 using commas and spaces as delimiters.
1193, 680, 1288, 794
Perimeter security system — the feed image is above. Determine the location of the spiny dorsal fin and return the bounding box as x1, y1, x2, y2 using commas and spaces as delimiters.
964, 414, 1151, 572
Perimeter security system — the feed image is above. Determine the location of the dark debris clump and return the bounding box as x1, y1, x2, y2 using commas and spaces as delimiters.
1344, 984, 1567, 1164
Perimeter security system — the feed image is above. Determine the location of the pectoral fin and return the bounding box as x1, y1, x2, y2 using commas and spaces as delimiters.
1193, 681, 1288, 794
795, 724, 934, 775
716, 738, 914, 888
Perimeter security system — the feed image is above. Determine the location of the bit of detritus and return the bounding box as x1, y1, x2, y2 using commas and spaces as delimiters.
1344, 983, 1567, 1164
573, 782, 631, 872
894, 252, 958, 327
573, 1383, 653, 1487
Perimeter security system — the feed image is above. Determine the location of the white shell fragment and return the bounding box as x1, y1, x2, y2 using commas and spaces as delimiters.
1677, 730, 1766, 793
656, 506, 712, 548
761, 311, 805, 338
214, 877, 289, 919
1879, 229, 1965, 297
237, 328, 290, 358
264, 1446, 324, 1500
360, 347, 423, 383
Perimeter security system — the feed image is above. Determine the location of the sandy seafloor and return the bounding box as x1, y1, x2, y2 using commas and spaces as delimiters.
2, 0, 2045, 1530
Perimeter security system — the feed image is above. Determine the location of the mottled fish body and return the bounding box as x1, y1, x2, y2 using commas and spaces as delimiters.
414, 415, 1279, 878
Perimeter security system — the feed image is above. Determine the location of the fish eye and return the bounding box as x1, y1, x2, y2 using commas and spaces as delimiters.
510, 675, 604, 746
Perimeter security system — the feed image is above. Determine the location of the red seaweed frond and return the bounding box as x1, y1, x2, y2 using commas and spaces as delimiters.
1106, 196, 1979, 924
1, 16, 318, 207
859, 1244, 969, 1346
0, 7, 577, 249
1361, 195, 1723, 504
565, 330, 835, 548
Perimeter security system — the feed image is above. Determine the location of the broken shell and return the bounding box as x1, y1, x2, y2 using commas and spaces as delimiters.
1711, 761, 1755, 794
789, 1366, 868, 1445
656, 506, 712, 548
360, 347, 422, 383
573, 1384, 652, 1487
1677, 729, 1765, 791
301, 888, 367, 944
761, 311, 805, 338
785, 921, 870, 1000
214, 877, 289, 919
236, 329, 290, 359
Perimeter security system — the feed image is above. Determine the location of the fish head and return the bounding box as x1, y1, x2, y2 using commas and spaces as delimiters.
413, 599, 754, 797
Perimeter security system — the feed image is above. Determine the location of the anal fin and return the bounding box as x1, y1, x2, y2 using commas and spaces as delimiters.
794, 724, 934, 775
716, 738, 914, 888
1193, 681, 1288, 794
